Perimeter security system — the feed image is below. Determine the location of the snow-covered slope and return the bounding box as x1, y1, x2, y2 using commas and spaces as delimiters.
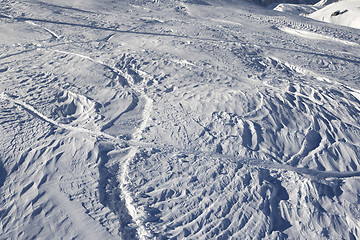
309, 0, 360, 29
273, 3, 318, 16
274, 0, 360, 29
249, 0, 319, 7
1, 0, 360, 239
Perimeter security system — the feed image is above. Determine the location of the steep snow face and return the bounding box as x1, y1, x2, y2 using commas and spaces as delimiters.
273, 0, 360, 30
0, 0, 360, 239
309, 0, 360, 29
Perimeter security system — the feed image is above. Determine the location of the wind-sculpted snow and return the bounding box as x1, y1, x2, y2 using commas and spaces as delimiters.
126, 149, 360, 239
0, 0, 360, 239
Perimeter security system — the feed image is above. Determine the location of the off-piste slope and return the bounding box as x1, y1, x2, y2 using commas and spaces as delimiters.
309, 0, 360, 29
0, 0, 360, 239
273, 0, 360, 30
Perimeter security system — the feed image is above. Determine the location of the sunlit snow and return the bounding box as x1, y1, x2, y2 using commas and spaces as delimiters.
0, 0, 360, 239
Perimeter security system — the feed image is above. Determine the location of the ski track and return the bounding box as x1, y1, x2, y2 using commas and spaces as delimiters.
25, 20, 60, 39
0, 92, 127, 147
0, 40, 154, 237
48, 49, 154, 239
0, 47, 154, 238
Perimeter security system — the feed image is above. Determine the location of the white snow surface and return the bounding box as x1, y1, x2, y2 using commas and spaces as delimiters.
309, 0, 360, 29
1, 0, 360, 239
274, 0, 360, 29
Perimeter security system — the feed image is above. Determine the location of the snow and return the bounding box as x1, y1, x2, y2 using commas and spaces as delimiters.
273, 3, 318, 16
273, 0, 360, 29
309, 0, 360, 29
1, 0, 360, 239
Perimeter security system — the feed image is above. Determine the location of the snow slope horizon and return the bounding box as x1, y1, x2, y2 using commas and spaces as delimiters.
1, 0, 360, 239
273, 0, 360, 29
309, 0, 360, 29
